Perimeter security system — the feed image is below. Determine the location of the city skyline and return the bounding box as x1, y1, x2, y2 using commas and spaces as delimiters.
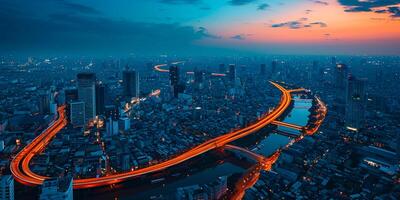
0, 1, 399, 200
1, 0, 400, 56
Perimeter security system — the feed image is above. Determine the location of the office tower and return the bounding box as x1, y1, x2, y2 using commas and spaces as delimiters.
69, 101, 85, 127
38, 91, 50, 114
194, 70, 204, 84
260, 64, 266, 75
219, 64, 226, 74
228, 64, 236, 82
39, 177, 73, 200
123, 70, 140, 99
194, 69, 204, 90
106, 118, 119, 136
334, 64, 349, 103
345, 76, 367, 130
0, 175, 14, 200
105, 105, 119, 120
118, 117, 131, 132
77, 73, 96, 124
64, 88, 78, 104
169, 65, 179, 86
335, 64, 348, 90
169, 65, 180, 97
95, 83, 105, 116
270, 60, 277, 79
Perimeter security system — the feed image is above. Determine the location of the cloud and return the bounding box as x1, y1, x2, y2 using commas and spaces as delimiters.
388, 6, 400, 17
338, 0, 400, 17
309, 21, 327, 27
229, 0, 258, 6
376, 6, 400, 17
257, 3, 269, 10
309, 0, 328, 6
0, 3, 220, 55
271, 18, 327, 29
231, 34, 246, 40
196, 27, 222, 39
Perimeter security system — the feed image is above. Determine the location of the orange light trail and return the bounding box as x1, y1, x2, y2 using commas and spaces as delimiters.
10, 80, 293, 189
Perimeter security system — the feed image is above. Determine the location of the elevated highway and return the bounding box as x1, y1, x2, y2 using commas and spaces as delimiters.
11, 79, 294, 189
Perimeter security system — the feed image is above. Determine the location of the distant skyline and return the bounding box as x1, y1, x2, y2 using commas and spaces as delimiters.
1, 0, 400, 56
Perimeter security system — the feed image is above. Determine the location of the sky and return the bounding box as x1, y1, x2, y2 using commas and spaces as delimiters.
0, 0, 399, 56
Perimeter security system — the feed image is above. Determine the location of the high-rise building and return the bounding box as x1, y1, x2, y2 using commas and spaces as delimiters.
0, 175, 14, 200
194, 70, 204, 84
228, 64, 236, 82
77, 73, 96, 124
69, 101, 85, 127
345, 76, 367, 130
106, 118, 119, 136
194, 69, 204, 90
105, 105, 119, 120
334, 64, 348, 92
271, 60, 277, 79
169, 65, 179, 86
95, 83, 105, 116
260, 64, 266, 75
64, 88, 78, 104
38, 90, 50, 114
169, 65, 180, 97
123, 70, 139, 99
39, 177, 73, 200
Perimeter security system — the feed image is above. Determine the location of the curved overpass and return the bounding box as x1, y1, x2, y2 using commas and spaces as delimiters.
11, 68, 293, 189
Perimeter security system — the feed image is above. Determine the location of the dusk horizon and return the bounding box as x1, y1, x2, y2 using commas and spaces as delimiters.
1, 1, 399, 200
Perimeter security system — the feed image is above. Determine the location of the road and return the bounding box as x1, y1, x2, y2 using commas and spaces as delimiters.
11, 73, 293, 189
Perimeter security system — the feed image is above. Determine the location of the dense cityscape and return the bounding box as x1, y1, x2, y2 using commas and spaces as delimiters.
1, 0, 400, 200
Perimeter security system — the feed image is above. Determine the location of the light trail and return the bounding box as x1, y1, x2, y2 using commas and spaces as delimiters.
11, 80, 293, 189
153, 62, 227, 77
228, 95, 327, 200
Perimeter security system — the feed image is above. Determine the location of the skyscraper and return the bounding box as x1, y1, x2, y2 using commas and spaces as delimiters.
345, 76, 367, 130
0, 175, 14, 200
228, 64, 236, 82
334, 64, 348, 92
123, 70, 139, 99
95, 83, 105, 116
169, 65, 180, 97
77, 73, 96, 123
64, 88, 78, 104
169, 65, 179, 86
271, 61, 277, 79
70, 101, 85, 127
38, 90, 50, 114
194, 69, 204, 90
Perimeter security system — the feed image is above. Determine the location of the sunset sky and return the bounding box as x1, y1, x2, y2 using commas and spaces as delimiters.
1, 0, 399, 55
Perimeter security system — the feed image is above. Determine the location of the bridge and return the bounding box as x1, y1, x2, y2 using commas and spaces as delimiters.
271, 120, 303, 131
11, 79, 295, 189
